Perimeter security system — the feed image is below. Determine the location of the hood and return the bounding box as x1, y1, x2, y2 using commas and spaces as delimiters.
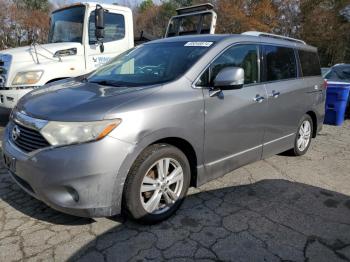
0, 42, 82, 63
16, 79, 161, 121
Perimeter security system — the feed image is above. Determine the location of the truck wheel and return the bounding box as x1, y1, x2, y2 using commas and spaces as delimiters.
123, 144, 190, 224
289, 115, 313, 156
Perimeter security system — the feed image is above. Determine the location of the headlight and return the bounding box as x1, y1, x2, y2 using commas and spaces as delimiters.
12, 70, 43, 85
40, 119, 122, 146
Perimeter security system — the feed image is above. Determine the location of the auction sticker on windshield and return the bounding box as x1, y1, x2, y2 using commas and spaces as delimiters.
184, 42, 213, 47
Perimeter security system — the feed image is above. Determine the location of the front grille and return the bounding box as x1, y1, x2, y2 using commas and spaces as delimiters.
11, 123, 50, 153
0, 54, 12, 88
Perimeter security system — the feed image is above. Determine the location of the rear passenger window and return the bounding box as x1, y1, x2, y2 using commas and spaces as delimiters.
264, 46, 297, 81
197, 44, 259, 86
298, 50, 321, 77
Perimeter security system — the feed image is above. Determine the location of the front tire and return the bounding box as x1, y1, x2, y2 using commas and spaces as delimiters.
123, 144, 190, 224
289, 115, 313, 156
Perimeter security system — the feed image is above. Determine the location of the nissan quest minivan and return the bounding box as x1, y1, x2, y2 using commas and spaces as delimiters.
2, 33, 325, 223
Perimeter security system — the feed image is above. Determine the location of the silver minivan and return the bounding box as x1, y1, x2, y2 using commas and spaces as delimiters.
2, 33, 325, 223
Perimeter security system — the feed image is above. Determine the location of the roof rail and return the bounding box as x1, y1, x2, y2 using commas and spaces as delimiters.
176, 3, 214, 15
242, 31, 306, 45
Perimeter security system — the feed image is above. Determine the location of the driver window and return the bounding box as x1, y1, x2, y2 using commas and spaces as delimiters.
89, 12, 125, 44
197, 44, 259, 87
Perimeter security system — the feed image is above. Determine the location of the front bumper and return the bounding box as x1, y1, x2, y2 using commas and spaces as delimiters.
2, 124, 135, 217
0, 88, 33, 109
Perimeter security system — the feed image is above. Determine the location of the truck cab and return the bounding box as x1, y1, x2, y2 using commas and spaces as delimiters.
0, 2, 134, 109
0, 2, 217, 110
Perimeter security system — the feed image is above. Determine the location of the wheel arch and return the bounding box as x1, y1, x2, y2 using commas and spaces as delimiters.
117, 135, 200, 217
306, 111, 318, 138
151, 137, 198, 187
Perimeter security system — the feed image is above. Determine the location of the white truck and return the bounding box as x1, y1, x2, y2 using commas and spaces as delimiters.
0, 2, 216, 109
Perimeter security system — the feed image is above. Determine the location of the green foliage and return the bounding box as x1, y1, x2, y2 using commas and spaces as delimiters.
160, 0, 178, 16
139, 0, 154, 12
172, 0, 193, 6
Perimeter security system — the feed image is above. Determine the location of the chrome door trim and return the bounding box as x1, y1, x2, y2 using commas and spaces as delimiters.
205, 132, 295, 167
206, 144, 262, 166
263, 133, 295, 146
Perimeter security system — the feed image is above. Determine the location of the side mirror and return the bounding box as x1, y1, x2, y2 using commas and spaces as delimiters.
95, 5, 105, 40
95, 5, 105, 53
213, 67, 244, 89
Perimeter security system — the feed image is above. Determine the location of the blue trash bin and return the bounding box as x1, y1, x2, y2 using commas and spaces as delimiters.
324, 83, 350, 126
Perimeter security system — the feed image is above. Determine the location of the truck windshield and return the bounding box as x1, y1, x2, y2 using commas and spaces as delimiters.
48, 6, 85, 43
88, 41, 214, 87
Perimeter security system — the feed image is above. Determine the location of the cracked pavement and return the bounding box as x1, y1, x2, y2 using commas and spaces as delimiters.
0, 121, 350, 262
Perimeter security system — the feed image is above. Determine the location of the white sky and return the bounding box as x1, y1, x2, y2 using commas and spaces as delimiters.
50, 0, 143, 8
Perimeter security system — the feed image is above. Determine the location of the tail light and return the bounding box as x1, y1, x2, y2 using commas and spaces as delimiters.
323, 79, 328, 89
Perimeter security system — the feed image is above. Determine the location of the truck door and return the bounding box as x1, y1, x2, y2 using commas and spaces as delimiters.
85, 9, 133, 72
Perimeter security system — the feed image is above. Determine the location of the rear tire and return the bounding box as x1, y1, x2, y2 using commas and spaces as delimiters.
288, 114, 313, 156
123, 144, 190, 224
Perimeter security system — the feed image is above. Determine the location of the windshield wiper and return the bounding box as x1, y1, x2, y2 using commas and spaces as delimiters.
89, 80, 126, 87
88, 80, 145, 87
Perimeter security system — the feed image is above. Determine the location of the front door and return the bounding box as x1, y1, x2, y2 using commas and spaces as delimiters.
85, 10, 132, 72
197, 44, 268, 182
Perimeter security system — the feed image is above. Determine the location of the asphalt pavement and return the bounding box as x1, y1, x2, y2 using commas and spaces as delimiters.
0, 121, 349, 262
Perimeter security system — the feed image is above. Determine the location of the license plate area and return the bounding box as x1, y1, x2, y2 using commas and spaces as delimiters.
3, 153, 16, 173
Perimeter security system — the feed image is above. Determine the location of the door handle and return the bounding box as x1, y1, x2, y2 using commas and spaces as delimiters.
269, 90, 280, 98
253, 95, 265, 103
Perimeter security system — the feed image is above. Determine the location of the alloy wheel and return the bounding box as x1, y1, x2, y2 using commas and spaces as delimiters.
297, 120, 311, 152
140, 157, 184, 214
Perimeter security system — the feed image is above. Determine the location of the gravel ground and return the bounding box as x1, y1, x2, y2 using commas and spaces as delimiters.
0, 121, 349, 262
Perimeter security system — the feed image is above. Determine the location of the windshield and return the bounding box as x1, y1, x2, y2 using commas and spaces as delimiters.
325, 65, 350, 83
87, 41, 214, 87
48, 6, 85, 43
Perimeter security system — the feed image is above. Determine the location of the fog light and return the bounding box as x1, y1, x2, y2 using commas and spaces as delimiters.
66, 186, 79, 202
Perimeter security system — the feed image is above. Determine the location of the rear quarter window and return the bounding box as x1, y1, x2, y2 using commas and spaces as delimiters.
298, 50, 321, 77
